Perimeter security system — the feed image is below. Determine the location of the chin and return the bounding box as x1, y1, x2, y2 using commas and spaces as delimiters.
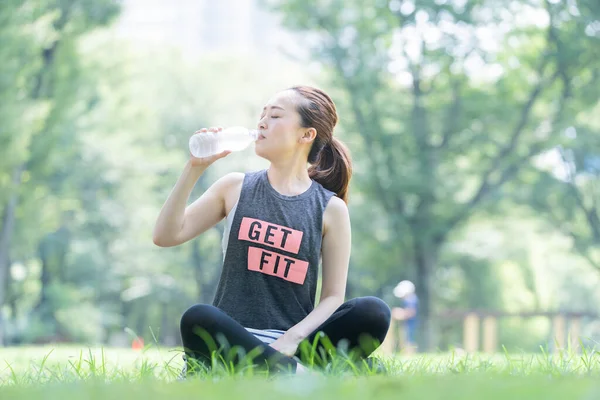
254, 144, 271, 161
254, 141, 288, 162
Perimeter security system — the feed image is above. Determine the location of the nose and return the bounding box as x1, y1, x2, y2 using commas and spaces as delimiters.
258, 117, 267, 130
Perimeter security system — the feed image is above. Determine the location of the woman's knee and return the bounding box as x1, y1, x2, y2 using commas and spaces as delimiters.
353, 296, 391, 315
180, 304, 221, 333
352, 296, 392, 332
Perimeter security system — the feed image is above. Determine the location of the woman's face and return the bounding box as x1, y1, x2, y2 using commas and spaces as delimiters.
254, 90, 312, 161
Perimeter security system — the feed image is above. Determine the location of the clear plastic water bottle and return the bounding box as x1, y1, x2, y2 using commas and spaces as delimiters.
188, 126, 259, 158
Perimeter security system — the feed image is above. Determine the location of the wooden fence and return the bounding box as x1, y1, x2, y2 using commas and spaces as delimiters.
381, 310, 599, 354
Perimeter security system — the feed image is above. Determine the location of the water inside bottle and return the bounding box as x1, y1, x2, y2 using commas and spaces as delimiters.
216, 128, 258, 153
189, 127, 259, 158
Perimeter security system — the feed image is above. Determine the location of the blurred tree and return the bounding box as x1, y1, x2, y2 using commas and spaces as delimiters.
268, 0, 599, 349
522, 138, 600, 271
1, 0, 596, 350
513, 0, 600, 272
0, 0, 120, 344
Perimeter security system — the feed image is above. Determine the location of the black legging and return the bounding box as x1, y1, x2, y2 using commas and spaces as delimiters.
180, 296, 391, 374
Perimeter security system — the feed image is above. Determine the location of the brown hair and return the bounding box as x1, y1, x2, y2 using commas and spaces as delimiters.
289, 86, 352, 203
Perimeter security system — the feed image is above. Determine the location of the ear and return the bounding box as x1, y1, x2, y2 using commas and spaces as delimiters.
299, 127, 317, 144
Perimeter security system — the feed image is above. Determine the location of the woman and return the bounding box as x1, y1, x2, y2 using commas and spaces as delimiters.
153, 86, 391, 375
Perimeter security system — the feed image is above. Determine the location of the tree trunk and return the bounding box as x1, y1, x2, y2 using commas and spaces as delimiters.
0, 255, 12, 347
6, 258, 18, 345
33, 239, 53, 315
29, 225, 71, 343
0, 165, 24, 346
413, 236, 438, 352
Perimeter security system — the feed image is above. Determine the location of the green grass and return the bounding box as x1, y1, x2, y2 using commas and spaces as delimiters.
1, 345, 600, 399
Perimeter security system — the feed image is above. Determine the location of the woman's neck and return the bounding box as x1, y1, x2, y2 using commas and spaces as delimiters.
266, 158, 312, 197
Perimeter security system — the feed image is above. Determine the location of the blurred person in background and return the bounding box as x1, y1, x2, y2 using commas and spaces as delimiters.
153, 86, 391, 376
392, 280, 419, 354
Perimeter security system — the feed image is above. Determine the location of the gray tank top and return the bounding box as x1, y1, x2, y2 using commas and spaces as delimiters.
212, 169, 335, 331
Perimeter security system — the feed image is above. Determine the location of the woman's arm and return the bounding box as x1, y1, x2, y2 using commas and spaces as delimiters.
270, 196, 351, 353
153, 127, 246, 247
152, 155, 243, 248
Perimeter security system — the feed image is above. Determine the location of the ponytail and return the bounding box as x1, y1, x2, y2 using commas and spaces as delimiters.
288, 85, 352, 203
308, 137, 352, 203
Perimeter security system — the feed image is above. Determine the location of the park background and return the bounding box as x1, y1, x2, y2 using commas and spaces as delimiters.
0, 0, 599, 358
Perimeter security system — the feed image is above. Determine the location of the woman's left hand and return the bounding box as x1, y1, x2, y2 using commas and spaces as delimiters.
269, 335, 301, 357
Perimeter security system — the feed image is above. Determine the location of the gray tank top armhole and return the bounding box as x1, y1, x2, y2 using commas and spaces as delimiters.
221, 200, 239, 260
221, 171, 256, 260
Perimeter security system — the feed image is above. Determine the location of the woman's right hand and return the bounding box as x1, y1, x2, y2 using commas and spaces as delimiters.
189, 127, 232, 168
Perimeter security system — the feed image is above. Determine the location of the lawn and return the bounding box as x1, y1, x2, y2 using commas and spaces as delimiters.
1, 345, 599, 399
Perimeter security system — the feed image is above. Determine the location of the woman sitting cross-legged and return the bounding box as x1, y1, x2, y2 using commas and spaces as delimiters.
153, 85, 392, 375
